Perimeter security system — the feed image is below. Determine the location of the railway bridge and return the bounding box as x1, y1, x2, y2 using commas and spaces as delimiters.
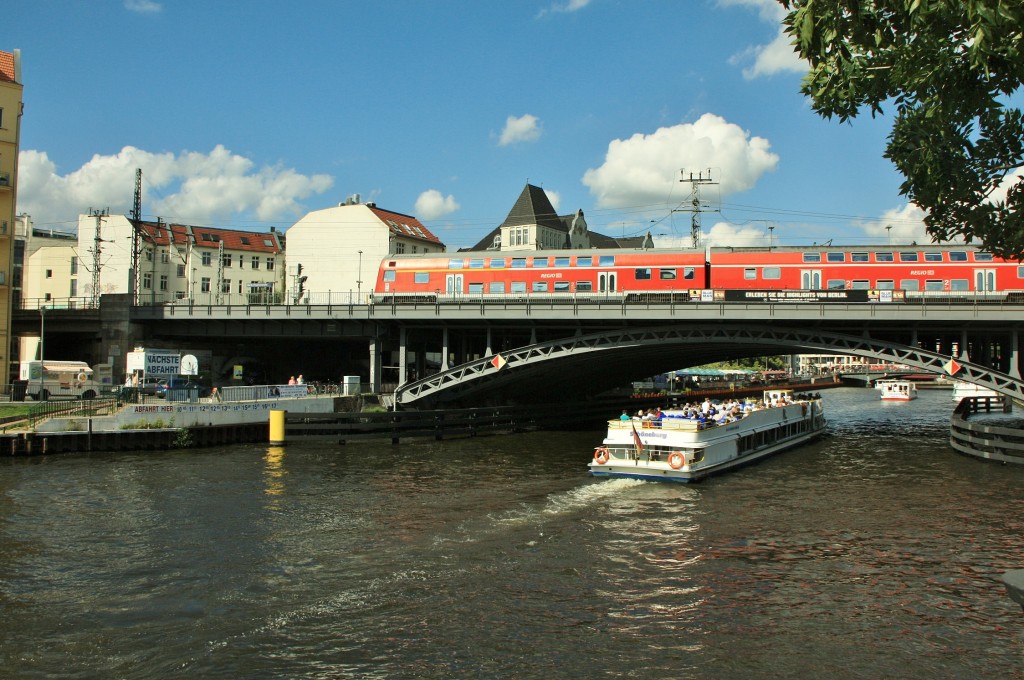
14, 293, 1024, 408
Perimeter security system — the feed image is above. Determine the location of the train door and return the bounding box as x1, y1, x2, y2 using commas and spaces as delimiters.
974, 268, 996, 292
598, 271, 617, 295
445, 273, 463, 296
801, 270, 822, 289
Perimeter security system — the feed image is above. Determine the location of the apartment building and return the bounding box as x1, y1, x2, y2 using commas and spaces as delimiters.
76, 214, 284, 305
0, 49, 23, 383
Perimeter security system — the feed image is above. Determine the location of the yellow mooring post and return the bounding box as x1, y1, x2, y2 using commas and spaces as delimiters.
269, 410, 287, 445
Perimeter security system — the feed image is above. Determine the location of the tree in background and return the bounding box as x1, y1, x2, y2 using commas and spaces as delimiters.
779, 1, 1024, 258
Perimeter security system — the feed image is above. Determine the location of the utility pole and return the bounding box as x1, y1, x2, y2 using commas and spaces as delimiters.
88, 208, 108, 307
678, 169, 718, 249
129, 168, 142, 305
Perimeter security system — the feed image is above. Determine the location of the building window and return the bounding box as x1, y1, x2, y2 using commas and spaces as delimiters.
266, 258, 275, 270
201, 277, 211, 293
251, 256, 260, 269
222, 253, 232, 267
143, 272, 152, 289
221, 279, 231, 293
46, 269, 53, 279
395, 242, 405, 254
161, 251, 170, 263
159, 274, 168, 291
69, 279, 77, 296
202, 252, 212, 266
70, 257, 78, 275
145, 248, 153, 261
177, 264, 185, 277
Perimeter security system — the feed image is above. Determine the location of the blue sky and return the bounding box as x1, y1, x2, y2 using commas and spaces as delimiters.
7, 0, 934, 250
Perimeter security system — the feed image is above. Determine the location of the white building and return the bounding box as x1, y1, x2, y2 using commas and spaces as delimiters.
284, 197, 444, 303
76, 214, 284, 304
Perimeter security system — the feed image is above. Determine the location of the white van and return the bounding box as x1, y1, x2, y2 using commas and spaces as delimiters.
20, 360, 100, 401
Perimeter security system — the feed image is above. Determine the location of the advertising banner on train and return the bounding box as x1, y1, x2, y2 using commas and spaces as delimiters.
699, 289, 904, 303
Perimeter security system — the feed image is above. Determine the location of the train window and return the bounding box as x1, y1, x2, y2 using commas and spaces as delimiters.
468, 258, 485, 269
489, 282, 506, 293
636, 268, 652, 280
763, 267, 781, 279
511, 258, 527, 268
512, 282, 527, 294
577, 281, 593, 292
876, 279, 895, 289
803, 253, 822, 263
448, 258, 464, 269
875, 252, 894, 262
901, 279, 920, 290
744, 268, 757, 280
683, 267, 695, 280
532, 281, 548, 292
924, 252, 943, 262
469, 282, 483, 294
659, 269, 677, 280
827, 279, 845, 289
925, 280, 944, 291
827, 252, 845, 262
489, 258, 505, 268
414, 272, 430, 284
533, 257, 548, 268
576, 256, 593, 266
975, 252, 994, 262
554, 257, 571, 267
949, 251, 968, 261
851, 252, 869, 262
950, 279, 969, 291
599, 255, 615, 266
851, 279, 870, 289
1018, 266, 1024, 279
899, 252, 920, 262
554, 281, 570, 292
383, 270, 396, 282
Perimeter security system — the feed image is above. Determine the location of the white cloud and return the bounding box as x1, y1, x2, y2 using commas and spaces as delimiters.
17, 145, 333, 230
720, 0, 807, 79
543, 189, 561, 213
498, 114, 542, 146
414, 189, 460, 220
859, 203, 935, 244
537, 0, 592, 18
582, 113, 779, 209
654, 221, 769, 249
124, 0, 162, 13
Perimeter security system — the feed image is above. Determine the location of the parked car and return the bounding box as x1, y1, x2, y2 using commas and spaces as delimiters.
156, 377, 212, 400
139, 376, 166, 396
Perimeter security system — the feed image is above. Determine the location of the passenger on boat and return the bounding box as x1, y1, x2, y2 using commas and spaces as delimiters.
620, 410, 630, 421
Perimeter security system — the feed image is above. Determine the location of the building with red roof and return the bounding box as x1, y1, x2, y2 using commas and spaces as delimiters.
0, 48, 22, 381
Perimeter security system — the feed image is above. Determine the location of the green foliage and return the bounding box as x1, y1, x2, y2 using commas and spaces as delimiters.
779, 0, 1024, 258
173, 429, 194, 448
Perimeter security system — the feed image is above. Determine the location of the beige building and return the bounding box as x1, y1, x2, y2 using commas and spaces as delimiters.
0, 49, 23, 382
76, 214, 285, 305
285, 196, 444, 303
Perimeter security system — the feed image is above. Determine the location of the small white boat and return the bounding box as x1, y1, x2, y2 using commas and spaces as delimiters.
951, 380, 999, 401
588, 389, 825, 483
876, 380, 918, 401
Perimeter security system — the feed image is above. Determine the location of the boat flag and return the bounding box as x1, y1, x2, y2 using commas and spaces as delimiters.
490, 354, 507, 370
944, 358, 962, 375
631, 422, 644, 454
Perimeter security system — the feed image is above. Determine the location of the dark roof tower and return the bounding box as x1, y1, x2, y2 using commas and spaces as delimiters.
499, 184, 564, 230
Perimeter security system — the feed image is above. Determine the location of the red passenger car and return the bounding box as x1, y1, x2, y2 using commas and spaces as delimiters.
375, 249, 709, 299
708, 245, 1022, 298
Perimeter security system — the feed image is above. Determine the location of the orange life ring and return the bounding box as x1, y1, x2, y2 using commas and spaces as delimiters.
594, 447, 610, 465
668, 452, 685, 469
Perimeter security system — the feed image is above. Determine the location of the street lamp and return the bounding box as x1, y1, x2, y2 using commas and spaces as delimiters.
39, 305, 46, 364
357, 250, 363, 301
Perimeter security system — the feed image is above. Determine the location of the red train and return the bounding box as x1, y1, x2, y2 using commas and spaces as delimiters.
372, 244, 1023, 302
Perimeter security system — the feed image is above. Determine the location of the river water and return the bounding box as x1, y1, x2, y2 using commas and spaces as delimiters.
1, 387, 1022, 679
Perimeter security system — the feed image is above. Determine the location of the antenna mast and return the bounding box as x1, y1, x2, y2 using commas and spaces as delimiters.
88, 208, 108, 307
130, 168, 142, 304
678, 169, 718, 249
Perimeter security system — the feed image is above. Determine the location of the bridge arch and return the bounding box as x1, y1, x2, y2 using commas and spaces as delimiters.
395, 324, 1024, 408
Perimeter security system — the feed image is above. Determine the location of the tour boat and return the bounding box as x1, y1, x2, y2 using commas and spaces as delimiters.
588, 389, 826, 483
951, 380, 999, 401
876, 379, 918, 401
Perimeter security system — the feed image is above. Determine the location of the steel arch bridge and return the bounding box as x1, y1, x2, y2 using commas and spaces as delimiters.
394, 324, 1024, 408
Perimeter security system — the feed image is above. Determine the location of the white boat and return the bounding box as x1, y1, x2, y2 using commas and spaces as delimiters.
876, 379, 918, 401
588, 389, 826, 483
951, 380, 999, 401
